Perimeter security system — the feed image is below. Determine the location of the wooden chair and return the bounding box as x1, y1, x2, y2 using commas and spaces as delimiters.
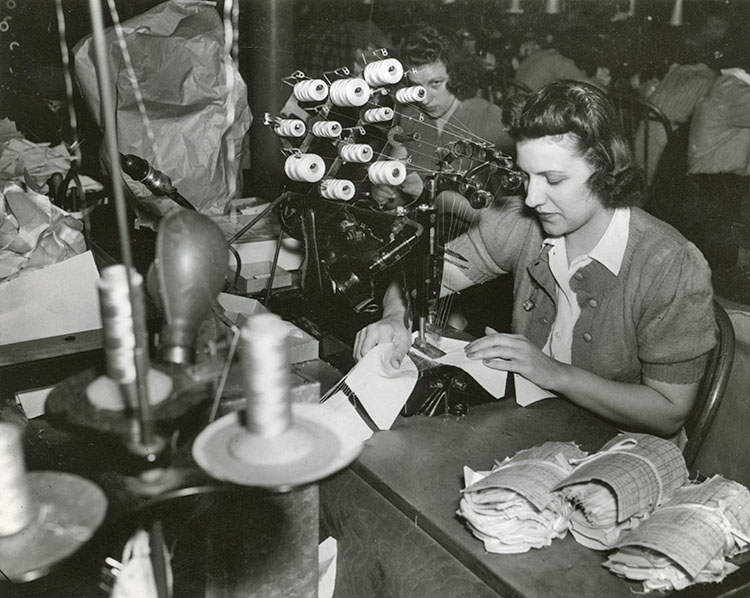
609, 91, 674, 190
682, 300, 736, 471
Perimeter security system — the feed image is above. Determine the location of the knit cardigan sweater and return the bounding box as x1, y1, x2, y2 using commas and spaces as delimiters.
448, 198, 717, 385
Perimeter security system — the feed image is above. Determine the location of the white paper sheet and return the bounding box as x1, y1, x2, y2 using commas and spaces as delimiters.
320, 392, 374, 444
344, 343, 418, 430
410, 333, 555, 406
318, 536, 338, 598
0, 251, 102, 346
14, 385, 53, 419
514, 374, 556, 406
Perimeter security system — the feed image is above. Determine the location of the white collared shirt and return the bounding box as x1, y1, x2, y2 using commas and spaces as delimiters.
542, 207, 631, 363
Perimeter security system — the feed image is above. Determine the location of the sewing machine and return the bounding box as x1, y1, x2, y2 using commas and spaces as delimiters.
257, 52, 524, 413
1, 46, 525, 598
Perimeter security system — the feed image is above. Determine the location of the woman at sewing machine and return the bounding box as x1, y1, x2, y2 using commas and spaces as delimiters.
354, 80, 717, 439
372, 25, 514, 228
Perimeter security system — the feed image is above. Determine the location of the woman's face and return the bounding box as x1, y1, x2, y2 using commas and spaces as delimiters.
408, 60, 456, 119
516, 134, 612, 244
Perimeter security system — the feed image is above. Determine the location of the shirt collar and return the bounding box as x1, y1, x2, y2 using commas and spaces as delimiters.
721, 68, 750, 86
542, 207, 630, 275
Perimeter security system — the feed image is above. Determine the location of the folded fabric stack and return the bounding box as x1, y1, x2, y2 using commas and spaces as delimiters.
458, 441, 587, 553
554, 433, 689, 550
604, 475, 750, 592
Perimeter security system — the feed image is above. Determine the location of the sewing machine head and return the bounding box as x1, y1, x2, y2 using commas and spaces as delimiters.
269, 52, 524, 317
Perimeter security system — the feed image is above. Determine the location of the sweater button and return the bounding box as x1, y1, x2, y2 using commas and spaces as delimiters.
574, 272, 584, 281
589, 298, 598, 308
583, 333, 592, 342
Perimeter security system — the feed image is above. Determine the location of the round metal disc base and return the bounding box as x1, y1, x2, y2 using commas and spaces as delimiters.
0, 471, 108, 583
86, 369, 173, 411
193, 404, 364, 492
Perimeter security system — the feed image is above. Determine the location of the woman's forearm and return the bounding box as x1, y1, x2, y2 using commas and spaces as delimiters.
552, 363, 698, 437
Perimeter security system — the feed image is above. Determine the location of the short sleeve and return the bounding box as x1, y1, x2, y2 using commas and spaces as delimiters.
446, 198, 541, 285
637, 244, 717, 383
724, 81, 750, 128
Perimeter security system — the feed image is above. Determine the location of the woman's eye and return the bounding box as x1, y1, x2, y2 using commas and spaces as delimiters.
546, 178, 563, 185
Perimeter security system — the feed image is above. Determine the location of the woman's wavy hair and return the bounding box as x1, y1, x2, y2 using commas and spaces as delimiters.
404, 26, 483, 101
503, 80, 644, 208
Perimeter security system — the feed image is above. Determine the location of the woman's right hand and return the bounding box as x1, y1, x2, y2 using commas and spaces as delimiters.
353, 315, 412, 368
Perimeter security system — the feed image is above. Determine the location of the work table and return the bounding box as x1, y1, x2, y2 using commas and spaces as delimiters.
323, 397, 750, 598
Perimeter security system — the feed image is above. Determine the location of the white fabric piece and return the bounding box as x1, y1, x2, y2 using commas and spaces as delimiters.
345, 343, 418, 430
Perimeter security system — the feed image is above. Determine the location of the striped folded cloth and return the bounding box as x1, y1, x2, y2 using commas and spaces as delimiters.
604, 475, 750, 592
554, 433, 689, 550
458, 442, 587, 553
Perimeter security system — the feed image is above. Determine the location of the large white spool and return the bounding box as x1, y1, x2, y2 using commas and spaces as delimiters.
312, 120, 343, 138
0, 424, 33, 537
329, 78, 371, 107
338, 143, 373, 163
275, 119, 306, 138
284, 153, 326, 183
363, 58, 404, 87
363, 107, 394, 123
320, 179, 355, 201
368, 160, 407, 186
394, 86, 426, 104
293, 79, 329, 102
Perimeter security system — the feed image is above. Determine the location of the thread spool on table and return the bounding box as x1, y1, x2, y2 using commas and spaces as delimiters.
0, 423, 34, 537
86, 265, 173, 412
192, 313, 364, 491
0, 423, 108, 583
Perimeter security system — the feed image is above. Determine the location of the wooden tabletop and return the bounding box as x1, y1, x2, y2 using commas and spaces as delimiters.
0, 329, 103, 369
351, 397, 646, 598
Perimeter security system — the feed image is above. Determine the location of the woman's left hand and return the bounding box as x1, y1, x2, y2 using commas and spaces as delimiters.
464, 327, 564, 390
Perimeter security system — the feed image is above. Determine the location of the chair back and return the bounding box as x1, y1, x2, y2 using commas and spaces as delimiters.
683, 300, 736, 470
609, 91, 674, 189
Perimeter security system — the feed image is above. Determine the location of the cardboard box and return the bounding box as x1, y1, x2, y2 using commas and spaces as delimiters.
211, 206, 304, 272
216, 293, 319, 363
228, 261, 293, 295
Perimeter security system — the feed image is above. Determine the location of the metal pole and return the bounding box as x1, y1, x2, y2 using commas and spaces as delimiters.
86, 0, 155, 450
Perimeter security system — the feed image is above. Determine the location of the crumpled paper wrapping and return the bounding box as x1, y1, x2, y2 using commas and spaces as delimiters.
0, 182, 86, 282
0, 138, 74, 194
73, 0, 252, 227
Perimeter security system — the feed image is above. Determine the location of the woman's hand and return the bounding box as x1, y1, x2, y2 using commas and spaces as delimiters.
371, 172, 424, 210
464, 327, 563, 390
371, 183, 400, 208
353, 315, 412, 368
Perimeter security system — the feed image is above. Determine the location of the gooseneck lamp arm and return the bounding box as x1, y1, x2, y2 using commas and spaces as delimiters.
87, 0, 156, 453
120, 153, 198, 212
